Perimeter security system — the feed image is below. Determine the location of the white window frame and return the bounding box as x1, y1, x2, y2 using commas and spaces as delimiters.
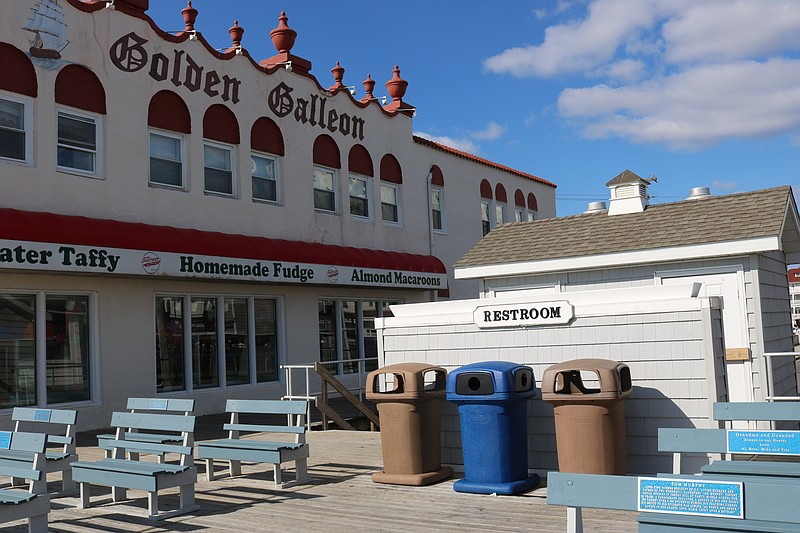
527, 211, 537, 221
56, 107, 103, 178
349, 174, 371, 220
251, 151, 280, 204
203, 140, 236, 197
148, 129, 185, 190
431, 185, 445, 233
380, 182, 402, 225
0, 92, 33, 165
495, 201, 507, 226
515, 207, 525, 222
313, 165, 338, 213
481, 199, 492, 236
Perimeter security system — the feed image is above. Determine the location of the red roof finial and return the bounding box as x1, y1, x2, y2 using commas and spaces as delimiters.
270, 11, 297, 54
385, 65, 408, 102
181, 1, 198, 32
329, 61, 345, 91
228, 20, 244, 50
361, 74, 376, 103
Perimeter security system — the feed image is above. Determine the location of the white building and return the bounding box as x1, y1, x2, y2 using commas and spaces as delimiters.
377, 173, 800, 475
0, 0, 556, 430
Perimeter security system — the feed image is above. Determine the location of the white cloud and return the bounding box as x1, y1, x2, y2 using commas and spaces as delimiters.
470, 122, 506, 141
414, 132, 479, 154
487, 0, 800, 149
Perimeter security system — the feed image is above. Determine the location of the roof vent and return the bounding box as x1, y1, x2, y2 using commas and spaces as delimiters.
687, 187, 711, 200
606, 170, 650, 215
584, 201, 607, 214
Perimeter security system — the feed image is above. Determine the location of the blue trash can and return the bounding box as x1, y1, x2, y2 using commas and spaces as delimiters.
446, 361, 540, 495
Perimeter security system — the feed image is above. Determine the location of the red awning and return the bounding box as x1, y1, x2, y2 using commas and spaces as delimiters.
0, 208, 447, 274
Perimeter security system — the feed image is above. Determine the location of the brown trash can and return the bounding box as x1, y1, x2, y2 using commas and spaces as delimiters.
541, 358, 632, 475
366, 363, 453, 486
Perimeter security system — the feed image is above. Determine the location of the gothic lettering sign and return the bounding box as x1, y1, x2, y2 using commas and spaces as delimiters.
109, 32, 241, 104
268, 82, 366, 140
473, 301, 574, 328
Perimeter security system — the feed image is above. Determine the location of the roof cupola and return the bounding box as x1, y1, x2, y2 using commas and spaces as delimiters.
606, 170, 651, 215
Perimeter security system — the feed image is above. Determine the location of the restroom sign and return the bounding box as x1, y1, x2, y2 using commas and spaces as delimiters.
473, 301, 573, 329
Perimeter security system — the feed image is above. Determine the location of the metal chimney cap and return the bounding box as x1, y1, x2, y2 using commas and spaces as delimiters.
584, 201, 608, 213
687, 187, 711, 200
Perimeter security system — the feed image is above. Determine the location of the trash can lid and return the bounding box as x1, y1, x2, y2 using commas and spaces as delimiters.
541, 358, 632, 401
366, 362, 447, 401
446, 361, 537, 401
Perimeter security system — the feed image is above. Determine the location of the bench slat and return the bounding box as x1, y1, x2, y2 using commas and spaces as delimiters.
12, 407, 78, 425
97, 432, 183, 445
127, 398, 195, 412
102, 439, 192, 456
714, 402, 800, 422
639, 512, 799, 532
226, 399, 308, 416
73, 458, 188, 476
702, 460, 800, 477
0, 449, 71, 462
657, 428, 728, 453
198, 439, 303, 451
0, 489, 38, 506
110, 412, 195, 433
223, 424, 305, 434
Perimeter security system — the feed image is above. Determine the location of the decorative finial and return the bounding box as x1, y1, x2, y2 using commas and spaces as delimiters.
329, 61, 345, 91
362, 74, 376, 102
229, 20, 244, 49
270, 11, 297, 54
385, 65, 408, 102
181, 1, 198, 33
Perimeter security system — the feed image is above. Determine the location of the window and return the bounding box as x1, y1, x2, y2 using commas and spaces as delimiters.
204, 142, 234, 195
431, 186, 444, 231
349, 175, 370, 218
0, 96, 27, 162
381, 183, 400, 224
481, 200, 491, 236
251, 153, 278, 203
515, 207, 524, 222
155, 294, 280, 393
57, 110, 99, 175
149, 131, 183, 188
0, 293, 92, 409
527, 211, 537, 221
313, 166, 337, 212
495, 202, 506, 226
318, 299, 398, 375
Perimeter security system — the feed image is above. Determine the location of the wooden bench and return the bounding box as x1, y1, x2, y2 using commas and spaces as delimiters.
0, 430, 50, 533
196, 399, 309, 488
71, 411, 198, 521
548, 471, 800, 532
97, 398, 194, 463
2, 408, 78, 493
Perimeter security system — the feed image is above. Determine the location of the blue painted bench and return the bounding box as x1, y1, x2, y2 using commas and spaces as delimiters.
0, 430, 50, 533
547, 471, 800, 533
0, 408, 78, 494
196, 399, 309, 488
72, 411, 198, 521
97, 398, 195, 463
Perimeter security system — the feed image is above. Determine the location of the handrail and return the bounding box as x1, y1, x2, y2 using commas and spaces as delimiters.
763, 352, 800, 401
314, 362, 379, 431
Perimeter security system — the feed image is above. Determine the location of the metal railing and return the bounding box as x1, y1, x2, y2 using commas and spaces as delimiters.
763, 351, 800, 401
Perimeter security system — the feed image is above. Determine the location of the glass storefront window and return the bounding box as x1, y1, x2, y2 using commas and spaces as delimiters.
45, 295, 90, 404
156, 296, 185, 392
341, 301, 359, 374
318, 300, 337, 374
191, 297, 218, 389
255, 298, 278, 383
0, 294, 36, 408
225, 298, 249, 386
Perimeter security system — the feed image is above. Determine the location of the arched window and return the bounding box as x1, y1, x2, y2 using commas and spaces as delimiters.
348, 144, 373, 218
202, 104, 239, 196
313, 135, 341, 212
0, 43, 37, 163
148, 90, 190, 189
480, 179, 493, 236
494, 183, 507, 226
430, 165, 445, 232
514, 189, 526, 221
527, 192, 539, 220
379, 154, 403, 224
251, 117, 284, 203
55, 65, 106, 176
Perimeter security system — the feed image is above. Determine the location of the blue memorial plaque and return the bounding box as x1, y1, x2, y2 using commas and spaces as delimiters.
149, 399, 168, 410
728, 430, 800, 455
33, 409, 52, 422
0, 431, 12, 450
638, 477, 743, 519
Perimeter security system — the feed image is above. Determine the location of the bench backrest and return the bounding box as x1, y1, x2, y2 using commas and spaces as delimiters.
127, 398, 195, 414
0, 431, 48, 493
12, 407, 77, 454
713, 401, 800, 423
108, 412, 196, 465
224, 399, 308, 443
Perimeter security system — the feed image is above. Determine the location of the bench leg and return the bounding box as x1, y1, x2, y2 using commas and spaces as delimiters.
28, 513, 48, 533
274, 464, 282, 487
229, 459, 241, 477
112, 485, 127, 502
296, 458, 309, 483
62, 469, 77, 492
205, 458, 215, 481
567, 506, 583, 533
180, 482, 195, 509
147, 491, 158, 520
79, 482, 90, 509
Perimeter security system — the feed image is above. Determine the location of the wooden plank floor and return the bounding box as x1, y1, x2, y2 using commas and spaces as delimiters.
5, 428, 638, 532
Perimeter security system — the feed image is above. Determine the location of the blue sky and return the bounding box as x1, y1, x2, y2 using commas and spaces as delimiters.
147, 0, 800, 216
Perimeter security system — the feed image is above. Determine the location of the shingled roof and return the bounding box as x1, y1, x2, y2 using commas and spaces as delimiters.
455, 186, 800, 274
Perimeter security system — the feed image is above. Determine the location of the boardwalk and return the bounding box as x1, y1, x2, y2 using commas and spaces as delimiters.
6, 426, 638, 532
